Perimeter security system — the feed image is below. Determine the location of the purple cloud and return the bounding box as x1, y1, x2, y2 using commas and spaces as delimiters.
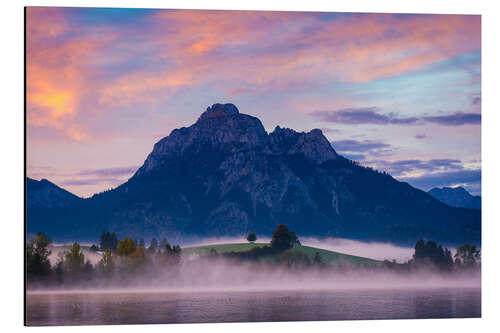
312, 108, 480, 126
415, 133, 426, 139
399, 169, 481, 193
364, 158, 464, 177
342, 153, 366, 161
76, 166, 138, 178
423, 112, 481, 126
332, 139, 391, 153
311, 107, 419, 125
60, 178, 124, 186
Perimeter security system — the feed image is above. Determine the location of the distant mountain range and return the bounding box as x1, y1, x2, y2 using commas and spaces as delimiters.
428, 187, 481, 210
27, 103, 481, 245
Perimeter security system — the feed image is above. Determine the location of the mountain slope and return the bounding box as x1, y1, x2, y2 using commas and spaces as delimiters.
27, 103, 481, 245
26, 178, 81, 209
428, 187, 481, 210
182, 243, 380, 265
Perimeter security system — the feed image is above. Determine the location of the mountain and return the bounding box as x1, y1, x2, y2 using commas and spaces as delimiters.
27, 103, 481, 245
26, 177, 81, 209
428, 187, 481, 210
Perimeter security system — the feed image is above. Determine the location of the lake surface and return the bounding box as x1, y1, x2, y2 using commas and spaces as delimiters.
26, 287, 481, 326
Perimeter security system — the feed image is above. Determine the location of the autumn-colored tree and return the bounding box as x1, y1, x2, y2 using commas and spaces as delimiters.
117, 237, 137, 256
64, 242, 85, 277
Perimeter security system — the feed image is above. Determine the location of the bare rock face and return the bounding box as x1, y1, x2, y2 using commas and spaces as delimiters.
267, 126, 338, 164
135, 103, 268, 176
136, 104, 336, 177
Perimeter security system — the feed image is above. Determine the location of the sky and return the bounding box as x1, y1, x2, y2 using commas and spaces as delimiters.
26, 7, 481, 197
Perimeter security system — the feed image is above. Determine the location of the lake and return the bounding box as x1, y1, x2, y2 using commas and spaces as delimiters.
26, 287, 481, 326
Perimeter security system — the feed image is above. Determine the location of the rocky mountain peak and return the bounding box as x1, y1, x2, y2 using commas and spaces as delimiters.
134, 103, 267, 176
268, 126, 338, 164
197, 103, 240, 122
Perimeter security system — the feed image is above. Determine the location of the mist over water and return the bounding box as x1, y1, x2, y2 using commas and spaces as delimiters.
30, 238, 480, 325
37, 251, 480, 293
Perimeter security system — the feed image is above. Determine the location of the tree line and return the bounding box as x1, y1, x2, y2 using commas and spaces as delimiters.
26, 224, 481, 288
26, 231, 182, 287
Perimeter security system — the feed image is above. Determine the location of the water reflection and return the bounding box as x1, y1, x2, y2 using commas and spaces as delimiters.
26, 288, 481, 326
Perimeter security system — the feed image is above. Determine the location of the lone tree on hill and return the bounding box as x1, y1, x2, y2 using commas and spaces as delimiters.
271, 224, 300, 252
247, 232, 257, 243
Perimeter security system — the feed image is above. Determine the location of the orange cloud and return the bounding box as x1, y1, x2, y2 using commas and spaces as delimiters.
26, 7, 113, 141
26, 9, 480, 142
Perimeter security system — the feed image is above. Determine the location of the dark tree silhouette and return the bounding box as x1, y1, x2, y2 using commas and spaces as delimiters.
99, 231, 118, 251
271, 224, 300, 252
159, 237, 168, 252
413, 239, 453, 270
247, 232, 257, 243
454, 243, 481, 267
26, 232, 52, 279
148, 237, 158, 253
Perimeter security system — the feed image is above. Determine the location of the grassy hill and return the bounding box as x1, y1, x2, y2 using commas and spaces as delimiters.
182, 242, 380, 266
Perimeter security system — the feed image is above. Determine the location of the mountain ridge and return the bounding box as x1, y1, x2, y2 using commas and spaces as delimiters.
428, 186, 481, 210
26, 177, 82, 209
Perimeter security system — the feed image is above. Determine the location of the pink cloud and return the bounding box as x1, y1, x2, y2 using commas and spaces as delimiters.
26, 9, 480, 142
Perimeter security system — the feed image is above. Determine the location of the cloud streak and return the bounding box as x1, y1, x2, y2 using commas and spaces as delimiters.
76, 166, 138, 178
332, 139, 391, 153
399, 169, 481, 192
364, 158, 465, 177
311, 107, 418, 125
331, 139, 393, 161
422, 113, 481, 126
312, 108, 480, 126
